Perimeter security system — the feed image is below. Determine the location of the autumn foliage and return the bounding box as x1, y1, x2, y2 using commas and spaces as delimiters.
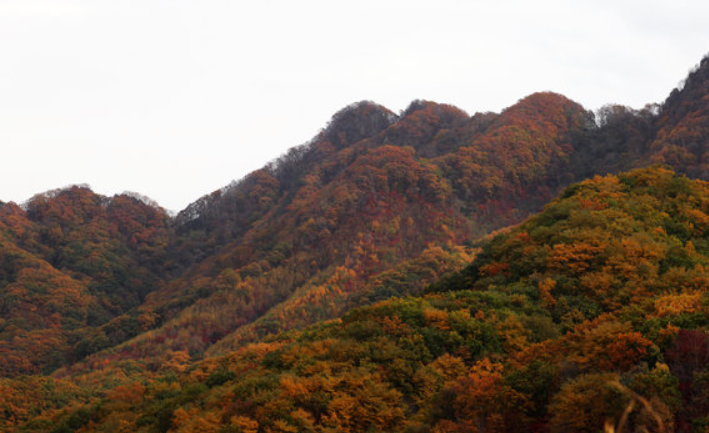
5, 54, 709, 432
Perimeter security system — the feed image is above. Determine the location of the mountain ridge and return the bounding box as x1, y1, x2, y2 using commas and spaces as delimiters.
2, 52, 709, 432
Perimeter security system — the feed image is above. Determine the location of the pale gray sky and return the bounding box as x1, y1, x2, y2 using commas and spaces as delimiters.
1, 0, 708, 211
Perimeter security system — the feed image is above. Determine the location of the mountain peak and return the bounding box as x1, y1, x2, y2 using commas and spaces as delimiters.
320, 100, 397, 148
504, 91, 586, 117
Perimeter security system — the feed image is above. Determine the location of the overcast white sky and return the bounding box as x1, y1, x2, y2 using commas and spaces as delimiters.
1, 0, 708, 211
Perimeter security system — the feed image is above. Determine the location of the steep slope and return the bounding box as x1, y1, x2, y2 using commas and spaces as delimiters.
80, 94, 591, 367
52, 55, 709, 371
171, 101, 399, 265
28, 166, 709, 433
650, 55, 709, 177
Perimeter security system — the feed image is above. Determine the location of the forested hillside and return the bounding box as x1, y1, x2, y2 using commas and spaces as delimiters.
19, 166, 709, 433
2, 54, 709, 432
21, 90, 587, 378
0, 188, 173, 376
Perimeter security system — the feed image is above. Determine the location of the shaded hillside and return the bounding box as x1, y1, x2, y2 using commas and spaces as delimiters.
26, 166, 709, 433
651, 55, 709, 177
579, 55, 709, 180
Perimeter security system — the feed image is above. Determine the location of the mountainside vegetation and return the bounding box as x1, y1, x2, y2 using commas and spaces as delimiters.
0, 187, 173, 376
2, 54, 709, 432
14, 166, 709, 433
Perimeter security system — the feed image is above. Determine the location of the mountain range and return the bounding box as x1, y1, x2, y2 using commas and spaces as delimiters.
2, 54, 709, 432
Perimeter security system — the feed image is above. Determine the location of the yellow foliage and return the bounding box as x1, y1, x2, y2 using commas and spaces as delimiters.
423, 308, 450, 330
495, 315, 531, 353
171, 408, 190, 430
161, 350, 192, 373
429, 354, 467, 382
538, 277, 557, 307
230, 416, 259, 433
280, 375, 309, 398
547, 241, 604, 274
266, 419, 299, 433
290, 408, 316, 431
172, 410, 222, 433
654, 292, 703, 317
